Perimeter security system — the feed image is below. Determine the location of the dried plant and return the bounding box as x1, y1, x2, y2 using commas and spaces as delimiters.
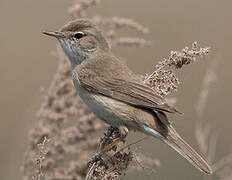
21, 46, 103, 180
93, 16, 149, 34
143, 42, 210, 96
194, 58, 232, 180
195, 58, 218, 160
86, 127, 134, 180
32, 137, 50, 180
69, 0, 103, 18
92, 16, 152, 47
86, 127, 160, 180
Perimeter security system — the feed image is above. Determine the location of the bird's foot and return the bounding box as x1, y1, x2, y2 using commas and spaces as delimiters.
87, 126, 129, 169
87, 152, 109, 169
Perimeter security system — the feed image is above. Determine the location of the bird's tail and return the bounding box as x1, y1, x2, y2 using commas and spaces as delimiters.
143, 124, 212, 174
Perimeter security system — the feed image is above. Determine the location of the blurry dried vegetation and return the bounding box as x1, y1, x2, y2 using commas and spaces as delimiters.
21, 0, 228, 180
195, 58, 232, 180
22, 1, 157, 180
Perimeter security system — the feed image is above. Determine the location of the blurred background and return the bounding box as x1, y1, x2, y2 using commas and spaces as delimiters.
0, 0, 232, 179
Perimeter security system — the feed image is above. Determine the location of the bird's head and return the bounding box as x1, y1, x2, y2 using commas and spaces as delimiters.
43, 19, 110, 68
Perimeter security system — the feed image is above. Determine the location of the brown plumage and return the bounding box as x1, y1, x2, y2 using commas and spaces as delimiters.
76, 53, 179, 114
43, 19, 212, 174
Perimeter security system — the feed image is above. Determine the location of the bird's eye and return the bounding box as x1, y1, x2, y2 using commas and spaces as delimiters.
74, 31, 85, 39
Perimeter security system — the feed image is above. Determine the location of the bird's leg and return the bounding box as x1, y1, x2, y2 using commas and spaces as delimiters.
100, 126, 128, 153
87, 126, 128, 168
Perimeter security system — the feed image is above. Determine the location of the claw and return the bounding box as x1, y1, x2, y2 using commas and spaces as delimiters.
87, 152, 109, 169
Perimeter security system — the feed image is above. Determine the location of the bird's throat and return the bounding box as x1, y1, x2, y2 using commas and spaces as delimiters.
58, 39, 88, 69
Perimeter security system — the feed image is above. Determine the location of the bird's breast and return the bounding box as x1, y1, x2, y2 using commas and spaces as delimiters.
72, 75, 129, 126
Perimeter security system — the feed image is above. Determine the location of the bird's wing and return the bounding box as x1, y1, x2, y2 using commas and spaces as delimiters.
75, 56, 180, 115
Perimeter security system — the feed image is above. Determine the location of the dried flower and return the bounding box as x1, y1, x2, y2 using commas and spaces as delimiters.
143, 42, 210, 96
32, 137, 50, 180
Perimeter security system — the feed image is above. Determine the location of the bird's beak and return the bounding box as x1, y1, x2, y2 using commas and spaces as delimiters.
42, 30, 65, 38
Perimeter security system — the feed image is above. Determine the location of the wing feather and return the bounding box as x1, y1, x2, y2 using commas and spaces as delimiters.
75, 56, 180, 114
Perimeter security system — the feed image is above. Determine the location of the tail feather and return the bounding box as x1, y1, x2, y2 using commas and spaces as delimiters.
143, 124, 212, 174
164, 125, 212, 174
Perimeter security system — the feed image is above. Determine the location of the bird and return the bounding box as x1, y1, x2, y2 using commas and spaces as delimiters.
43, 18, 212, 174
